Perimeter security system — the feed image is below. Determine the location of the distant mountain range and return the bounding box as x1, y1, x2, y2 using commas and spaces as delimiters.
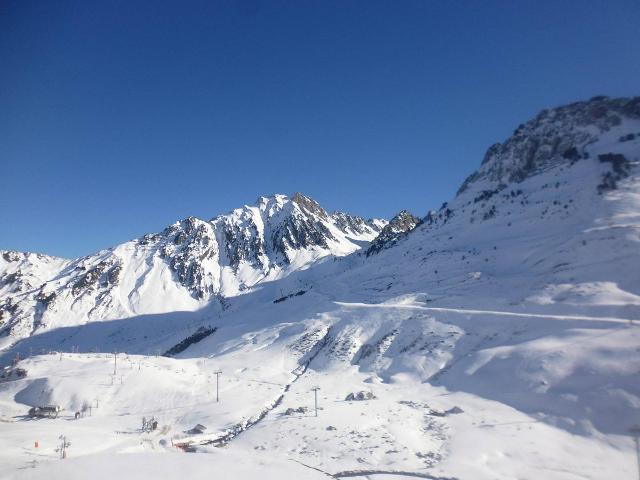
0, 192, 388, 344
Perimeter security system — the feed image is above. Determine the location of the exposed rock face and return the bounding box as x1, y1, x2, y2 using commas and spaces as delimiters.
345, 391, 377, 401
457, 96, 640, 194
367, 211, 422, 255
292, 192, 329, 220
163, 326, 217, 357
331, 212, 386, 238
219, 219, 264, 270
597, 153, 632, 193
71, 259, 121, 297
270, 202, 337, 260
157, 217, 220, 299
283, 406, 308, 415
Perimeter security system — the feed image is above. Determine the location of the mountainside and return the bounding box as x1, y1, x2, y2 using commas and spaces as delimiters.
1, 96, 639, 480
0, 193, 385, 347
352, 94, 640, 309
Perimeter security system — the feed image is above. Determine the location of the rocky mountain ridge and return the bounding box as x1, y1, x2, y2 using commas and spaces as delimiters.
366, 210, 423, 255
457, 95, 640, 194
0, 193, 386, 345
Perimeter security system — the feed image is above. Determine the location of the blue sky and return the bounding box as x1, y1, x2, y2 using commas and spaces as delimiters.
2, 0, 639, 258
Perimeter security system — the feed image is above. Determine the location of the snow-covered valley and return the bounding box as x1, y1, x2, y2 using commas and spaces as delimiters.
1, 95, 640, 479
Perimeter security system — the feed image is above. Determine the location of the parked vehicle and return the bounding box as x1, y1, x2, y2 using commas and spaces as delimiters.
28, 405, 61, 419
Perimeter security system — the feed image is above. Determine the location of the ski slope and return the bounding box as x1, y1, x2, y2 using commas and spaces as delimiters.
2, 294, 639, 479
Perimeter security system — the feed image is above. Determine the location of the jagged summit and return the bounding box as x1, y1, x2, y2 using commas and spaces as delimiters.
207, 192, 384, 268
291, 192, 329, 219
366, 210, 422, 256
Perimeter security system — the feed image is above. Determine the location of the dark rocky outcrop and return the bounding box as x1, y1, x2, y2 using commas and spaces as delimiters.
72, 260, 121, 296
345, 391, 377, 401
163, 326, 217, 357
292, 192, 329, 220
597, 153, 632, 193
367, 211, 422, 256
271, 212, 337, 262
158, 217, 220, 299
331, 212, 385, 237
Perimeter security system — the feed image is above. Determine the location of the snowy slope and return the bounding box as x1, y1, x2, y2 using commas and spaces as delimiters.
0, 193, 386, 347
1, 95, 639, 480
0, 252, 71, 346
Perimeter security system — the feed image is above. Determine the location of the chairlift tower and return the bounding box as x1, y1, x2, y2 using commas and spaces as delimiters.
213, 370, 222, 403
311, 386, 321, 417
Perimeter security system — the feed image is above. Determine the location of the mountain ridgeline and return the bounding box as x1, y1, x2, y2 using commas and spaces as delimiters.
0, 193, 386, 343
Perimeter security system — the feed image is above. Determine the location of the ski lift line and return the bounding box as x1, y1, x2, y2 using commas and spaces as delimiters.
243, 378, 286, 387
288, 458, 335, 478
194, 328, 330, 449
334, 302, 636, 325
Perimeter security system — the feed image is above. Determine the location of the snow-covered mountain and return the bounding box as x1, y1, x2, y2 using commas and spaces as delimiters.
1, 95, 639, 480
306, 96, 640, 337
366, 210, 423, 255
0, 193, 385, 346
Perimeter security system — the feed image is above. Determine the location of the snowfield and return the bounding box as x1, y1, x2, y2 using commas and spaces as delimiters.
1, 96, 640, 479
1, 299, 638, 479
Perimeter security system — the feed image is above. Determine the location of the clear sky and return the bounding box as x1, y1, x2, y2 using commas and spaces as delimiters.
2, 0, 639, 258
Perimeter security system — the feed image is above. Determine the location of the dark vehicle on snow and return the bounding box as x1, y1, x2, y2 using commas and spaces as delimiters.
28, 405, 61, 419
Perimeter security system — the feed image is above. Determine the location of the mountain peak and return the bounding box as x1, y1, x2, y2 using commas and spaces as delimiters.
366, 210, 422, 256
291, 192, 328, 219
457, 95, 640, 195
